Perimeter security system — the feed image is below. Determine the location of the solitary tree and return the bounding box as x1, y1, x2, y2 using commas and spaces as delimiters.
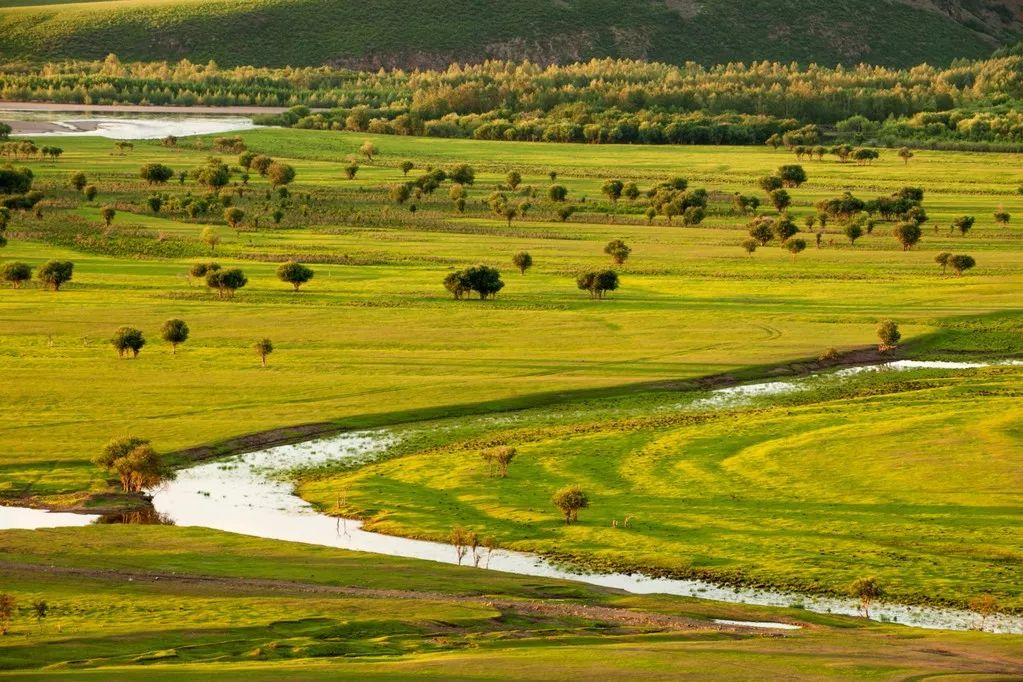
343, 162, 359, 180
969, 594, 998, 631
205, 267, 248, 299
111, 326, 146, 358
277, 260, 314, 290
36, 260, 73, 291
100, 206, 116, 227
512, 251, 533, 275
146, 195, 162, 214
877, 320, 901, 352
139, 163, 174, 185
506, 170, 522, 189
552, 486, 589, 524
994, 211, 1010, 227
1, 261, 32, 288
400, 160, 414, 176
359, 140, 378, 162
740, 238, 758, 255
604, 239, 631, 265
898, 147, 914, 165
254, 337, 273, 367
84, 185, 98, 202
949, 254, 976, 276
161, 318, 190, 354
849, 576, 884, 619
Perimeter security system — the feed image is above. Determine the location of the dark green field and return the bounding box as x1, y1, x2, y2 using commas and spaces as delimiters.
0, 0, 1016, 68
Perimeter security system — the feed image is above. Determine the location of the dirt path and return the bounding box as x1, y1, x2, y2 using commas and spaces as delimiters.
0, 560, 789, 635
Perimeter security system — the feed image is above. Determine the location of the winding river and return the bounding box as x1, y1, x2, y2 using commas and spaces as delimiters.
3, 360, 1021, 634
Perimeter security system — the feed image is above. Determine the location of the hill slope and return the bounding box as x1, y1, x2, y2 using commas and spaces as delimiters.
0, 0, 1021, 68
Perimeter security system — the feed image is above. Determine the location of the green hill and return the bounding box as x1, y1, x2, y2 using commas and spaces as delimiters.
0, 0, 1020, 68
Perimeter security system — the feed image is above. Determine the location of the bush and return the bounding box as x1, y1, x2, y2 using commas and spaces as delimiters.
0, 261, 31, 287
36, 260, 73, 290
277, 260, 314, 290
111, 326, 146, 358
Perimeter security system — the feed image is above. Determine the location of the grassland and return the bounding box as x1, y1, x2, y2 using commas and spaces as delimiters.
0, 0, 1010, 68
301, 364, 1023, 611
1, 129, 1022, 506
1, 526, 1021, 679
0, 126, 1021, 642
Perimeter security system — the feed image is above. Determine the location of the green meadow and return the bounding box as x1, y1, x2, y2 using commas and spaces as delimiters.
0, 126, 1021, 670
2, 130, 1021, 504
0, 526, 1021, 679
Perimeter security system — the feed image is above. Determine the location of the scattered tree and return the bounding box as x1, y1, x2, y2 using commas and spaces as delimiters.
448, 164, 475, 185
935, 251, 952, 275
849, 576, 884, 619
223, 206, 244, 230
254, 337, 273, 367
277, 260, 314, 290
784, 237, 807, 260
400, 160, 414, 176
951, 215, 975, 236
601, 179, 624, 204
36, 260, 73, 291
512, 251, 533, 275
604, 239, 631, 265
95, 437, 172, 493
200, 226, 221, 253
111, 326, 146, 358
893, 222, 922, 251
84, 184, 98, 202
552, 486, 589, 524
100, 206, 116, 227
481, 446, 516, 478
777, 164, 807, 188
343, 162, 359, 180
161, 319, 190, 354
877, 320, 900, 352
139, 163, 174, 185
898, 147, 914, 165
506, 170, 522, 189
949, 254, 976, 276
844, 223, 863, 245
68, 171, 87, 192
740, 238, 758, 255
146, 195, 162, 214
994, 211, 1010, 227
576, 269, 619, 299
1, 261, 32, 288
0, 594, 14, 635
548, 184, 568, 202
267, 161, 296, 188
768, 188, 791, 212
205, 267, 248, 299
359, 140, 378, 162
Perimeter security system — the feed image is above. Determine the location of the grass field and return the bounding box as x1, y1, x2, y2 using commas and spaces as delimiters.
0, 0, 1008, 68
0, 126, 1022, 647
2, 129, 1022, 506
0, 526, 1021, 679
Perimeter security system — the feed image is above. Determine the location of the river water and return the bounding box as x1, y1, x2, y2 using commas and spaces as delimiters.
3, 360, 1021, 634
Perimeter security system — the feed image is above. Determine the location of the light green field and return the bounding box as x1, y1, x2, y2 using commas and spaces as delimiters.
1, 526, 1021, 679
2, 131, 1022, 504
1, 128, 1022, 618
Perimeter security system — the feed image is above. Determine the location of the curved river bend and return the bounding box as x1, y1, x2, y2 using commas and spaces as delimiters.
3, 360, 1021, 634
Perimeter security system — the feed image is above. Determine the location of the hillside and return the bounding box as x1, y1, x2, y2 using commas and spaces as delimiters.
0, 0, 1021, 68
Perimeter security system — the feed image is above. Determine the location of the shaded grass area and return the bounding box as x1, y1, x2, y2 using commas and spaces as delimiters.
0, 526, 1020, 679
